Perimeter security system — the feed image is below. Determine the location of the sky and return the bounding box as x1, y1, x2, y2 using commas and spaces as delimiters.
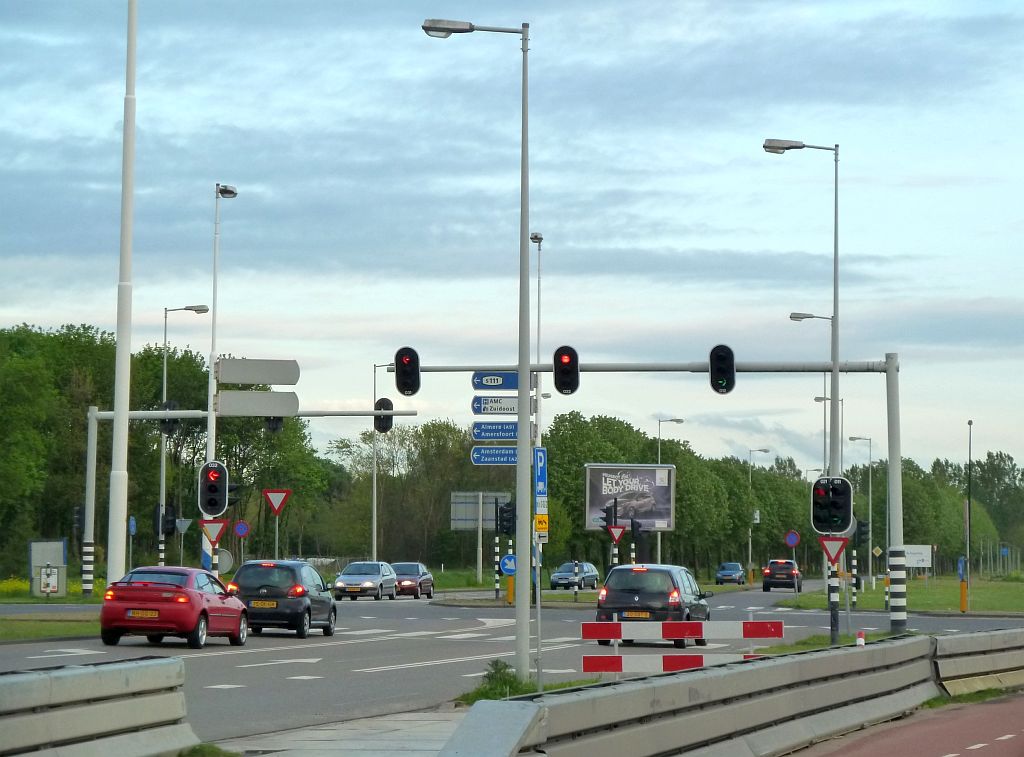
2, 1, 1022, 478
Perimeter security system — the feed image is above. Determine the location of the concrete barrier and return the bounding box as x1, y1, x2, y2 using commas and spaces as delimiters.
441, 634, 957, 757
934, 627, 1024, 696
0, 656, 199, 756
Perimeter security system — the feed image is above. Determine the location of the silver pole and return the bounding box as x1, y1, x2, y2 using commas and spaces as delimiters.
828, 145, 841, 477
885, 353, 906, 633
159, 309, 169, 566
107, 0, 137, 584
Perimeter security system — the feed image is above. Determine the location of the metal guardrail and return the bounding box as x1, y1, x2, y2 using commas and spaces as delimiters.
441, 629, 1024, 757
0, 656, 199, 756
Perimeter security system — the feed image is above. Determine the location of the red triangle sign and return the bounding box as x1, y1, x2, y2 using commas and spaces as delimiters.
608, 525, 626, 544
819, 536, 849, 565
263, 488, 292, 516
200, 519, 229, 547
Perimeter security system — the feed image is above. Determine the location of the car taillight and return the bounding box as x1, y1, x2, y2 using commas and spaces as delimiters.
174, 594, 189, 603
103, 589, 115, 601
763, 568, 771, 576
791, 570, 799, 576
597, 587, 607, 604
287, 584, 307, 598
668, 588, 681, 607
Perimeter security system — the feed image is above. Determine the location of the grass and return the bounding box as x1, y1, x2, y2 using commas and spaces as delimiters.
775, 575, 1024, 613
758, 630, 898, 655
923, 688, 1013, 708
0, 617, 100, 641
456, 659, 599, 705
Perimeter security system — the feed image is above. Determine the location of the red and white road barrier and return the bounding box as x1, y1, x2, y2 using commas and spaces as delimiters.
582, 653, 763, 674
581, 620, 783, 641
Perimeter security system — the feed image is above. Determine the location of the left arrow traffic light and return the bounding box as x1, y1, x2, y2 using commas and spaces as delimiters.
395, 347, 420, 396
709, 344, 736, 394
198, 461, 229, 517
374, 397, 394, 433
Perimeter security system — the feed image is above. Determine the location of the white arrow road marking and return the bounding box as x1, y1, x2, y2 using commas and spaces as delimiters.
237, 658, 322, 668
27, 648, 103, 659
206, 684, 246, 689
478, 618, 516, 628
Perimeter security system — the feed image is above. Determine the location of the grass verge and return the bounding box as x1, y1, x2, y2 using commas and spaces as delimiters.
457, 660, 599, 705
0, 617, 99, 641
923, 688, 1014, 708
774, 576, 1024, 613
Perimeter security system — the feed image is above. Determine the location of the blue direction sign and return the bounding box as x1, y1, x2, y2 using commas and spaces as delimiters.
471, 395, 518, 415
472, 371, 519, 391
471, 445, 518, 466
472, 421, 518, 441
500, 554, 517, 576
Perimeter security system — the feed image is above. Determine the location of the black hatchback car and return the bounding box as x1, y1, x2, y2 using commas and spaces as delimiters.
596, 564, 712, 648
228, 560, 336, 638
762, 559, 802, 592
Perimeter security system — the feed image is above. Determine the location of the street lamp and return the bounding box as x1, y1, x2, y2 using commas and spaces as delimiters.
849, 436, 873, 587
531, 231, 544, 446
747, 447, 770, 582
371, 361, 392, 561
967, 419, 974, 610
767, 138, 841, 478
656, 418, 684, 563
206, 182, 237, 464
160, 304, 209, 566
424, 17, 533, 681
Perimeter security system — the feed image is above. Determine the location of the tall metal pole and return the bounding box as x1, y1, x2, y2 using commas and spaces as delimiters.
885, 353, 906, 633
967, 419, 973, 611
107, 0, 137, 584
207, 187, 222, 465
371, 362, 390, 561
160, 309, 169, 566
828, 145, 841, 477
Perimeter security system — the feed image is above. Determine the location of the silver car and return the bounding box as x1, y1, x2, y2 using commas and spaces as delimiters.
334, 561, 397, 600
549, 561, 600, 590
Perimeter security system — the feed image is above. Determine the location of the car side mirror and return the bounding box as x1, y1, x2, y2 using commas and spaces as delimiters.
701, 590, 714, 599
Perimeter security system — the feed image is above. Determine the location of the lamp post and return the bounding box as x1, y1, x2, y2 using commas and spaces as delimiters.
849, 436, 873, 588
813, 395, 829, 471
371, 361, 392, 561
967, 419, 973, 610
748, 447, 770, 583
160, 304, 209, 566
423, 17, 532, 681
768, 138, 840, 478
531, 232, 544, 446
203, 182, 236, 573
656, 418, 684, 563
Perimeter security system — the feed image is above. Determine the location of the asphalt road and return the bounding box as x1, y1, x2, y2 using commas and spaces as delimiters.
2, 583, 1022, 743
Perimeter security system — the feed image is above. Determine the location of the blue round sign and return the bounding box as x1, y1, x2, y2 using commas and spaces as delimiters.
234, 520, 250, 539
500, 555, 517, 576
784, 530, 800, 548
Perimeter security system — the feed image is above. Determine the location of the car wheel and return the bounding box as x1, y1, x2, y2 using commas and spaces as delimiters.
229, 613, 248, 646
673, 638, 687, 649
763, 585, 770, 592
323, 608, 336, 637
388, 585, 397, 600
101, 630, 121, 646
413, 585, 421, 599
598, 639, 611, 646
146, 634, 164, 644
251, 626, 262, 635
695, 636, 708, 647
426, 585, 434, 599
373, 585, 382, 600
296, 610, 311, 639
187, 614, 208, 649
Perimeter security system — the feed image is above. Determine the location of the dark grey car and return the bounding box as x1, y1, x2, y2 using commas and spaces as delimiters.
595, 564, 712, 648
550, 561, 600, 590
228, 560, 336, 638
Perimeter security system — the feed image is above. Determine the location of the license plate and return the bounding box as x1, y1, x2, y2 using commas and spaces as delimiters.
250, 600, 277, 608
773, 573, 787, 579
346, 587, 361, 592
622, 610, 650, 619
127, 609, 158, 618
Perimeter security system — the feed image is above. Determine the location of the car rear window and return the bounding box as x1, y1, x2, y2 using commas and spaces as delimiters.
120, 570, 188, 586
605, 569, 674, 593
233, 565, 297, 589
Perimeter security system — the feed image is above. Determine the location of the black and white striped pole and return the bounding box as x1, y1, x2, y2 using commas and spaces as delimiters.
828, 561, 840, 646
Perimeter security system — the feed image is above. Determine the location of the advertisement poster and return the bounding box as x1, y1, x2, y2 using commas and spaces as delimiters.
584, 464, 675, 531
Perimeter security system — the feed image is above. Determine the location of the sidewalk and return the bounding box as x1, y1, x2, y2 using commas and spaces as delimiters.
215, 706, 467, 757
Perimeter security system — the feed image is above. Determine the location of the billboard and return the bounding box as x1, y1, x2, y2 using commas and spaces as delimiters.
584, 464, 675, 531
449, 491, 511, 531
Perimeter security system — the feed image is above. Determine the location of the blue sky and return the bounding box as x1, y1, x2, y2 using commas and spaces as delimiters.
2, 1, 1021, 474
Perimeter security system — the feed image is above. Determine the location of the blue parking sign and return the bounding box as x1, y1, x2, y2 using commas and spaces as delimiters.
533, 447, 547, 499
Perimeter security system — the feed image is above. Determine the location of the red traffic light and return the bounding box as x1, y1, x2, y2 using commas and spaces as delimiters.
394, 347, 420, 396
552, 345, 580, 395
559, 352, 571, 365
206, 468, 221, 483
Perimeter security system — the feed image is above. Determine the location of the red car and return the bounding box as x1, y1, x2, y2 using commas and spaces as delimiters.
100, 566, 248, 648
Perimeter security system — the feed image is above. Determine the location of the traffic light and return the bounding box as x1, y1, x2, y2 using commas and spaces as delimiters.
855, 519, 870, 546
159, 400, 180, 436
552, 345, 580, 395
374, 397, 394, 433
162, 503, 177, 536
600, 502, 617, 529
198, 460, 229, 517
73, 506, 82, 531
497, 502, 515, 535
395, 347, 420, 396
810, 476, 853, 535
630, 517, 641, 541
709, 344, 736, 394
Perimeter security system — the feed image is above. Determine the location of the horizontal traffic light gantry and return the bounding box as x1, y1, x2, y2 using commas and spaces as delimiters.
552, 345, 580, 395
198, 460, 229, 518
811, 476, 853, 535
395, 347, 420, 396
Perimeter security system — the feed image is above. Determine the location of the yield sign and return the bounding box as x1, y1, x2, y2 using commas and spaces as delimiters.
263, 488, 292, 516
819, 536, 849, 565
608, 525, 626, 544
200, 519, 229, 547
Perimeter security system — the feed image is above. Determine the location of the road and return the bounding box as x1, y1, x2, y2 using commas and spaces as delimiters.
2, 583, 1022, 742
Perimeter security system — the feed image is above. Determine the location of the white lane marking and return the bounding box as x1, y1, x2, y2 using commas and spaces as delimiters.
237, 658, 322, 668
26, 648, 103, 659
287, 676, 323, 680
462, 671, 487, 678
353, 643, 579, 673
944, 629, 962, 633
479, 618, 516, 628
995, 735, 1015, 741
966, 744, 988, 750
206, 684, 246, 689
438, 633, 488, 639
390, 631, 439, 637
489, 635, 515, 642
337, 628, 394, 635
544, 637, 580, 643
939, 752, 960, 756
715, 605, 735, 610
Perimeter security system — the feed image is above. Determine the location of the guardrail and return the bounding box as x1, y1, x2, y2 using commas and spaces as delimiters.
0, 656, 199, 756
441, 628, 1024, 757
